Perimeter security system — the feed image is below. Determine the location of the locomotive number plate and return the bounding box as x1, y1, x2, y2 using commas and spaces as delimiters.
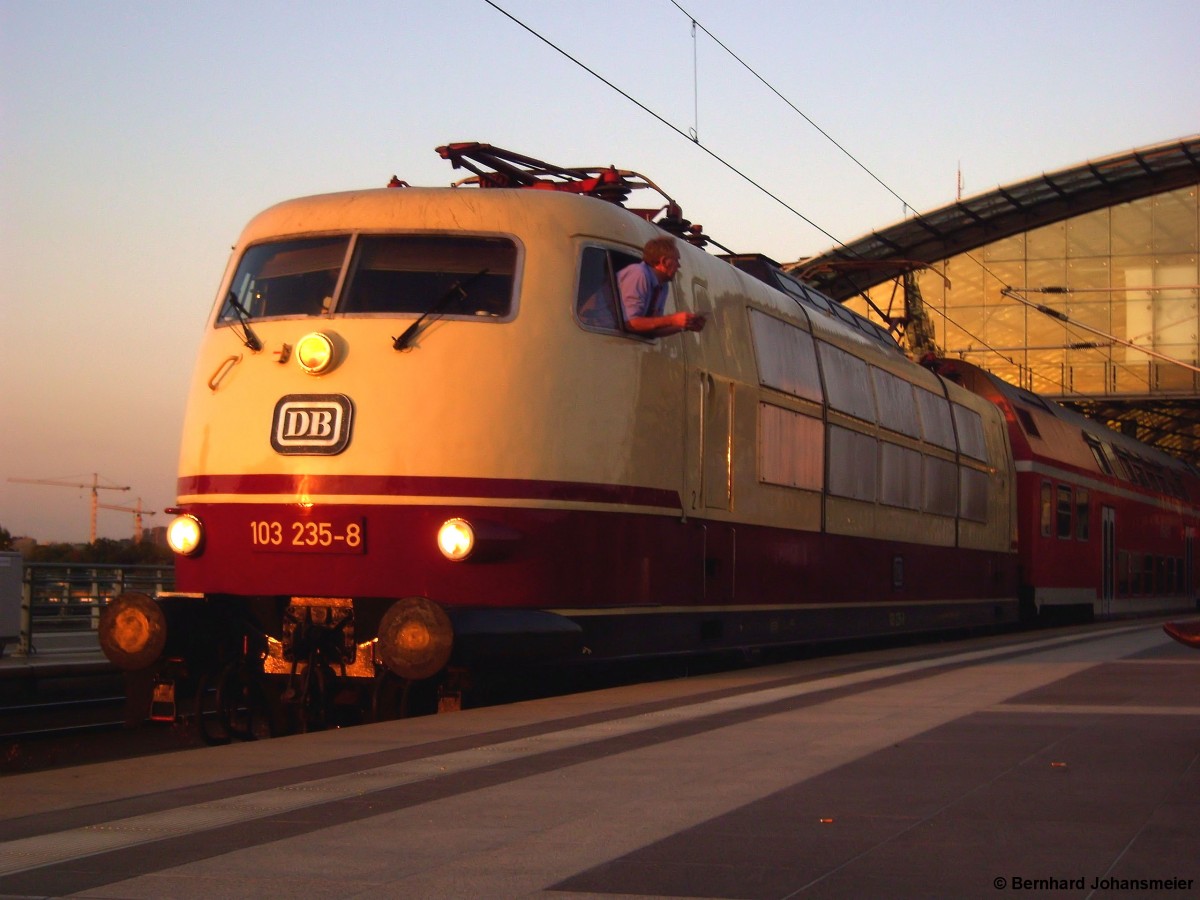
249, 515, 365, 553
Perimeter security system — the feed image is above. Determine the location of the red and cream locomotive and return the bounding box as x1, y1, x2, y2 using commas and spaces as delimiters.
98, 144, 1198, 733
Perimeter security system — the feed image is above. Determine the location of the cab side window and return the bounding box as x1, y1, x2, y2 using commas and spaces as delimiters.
576, 246, 641, 332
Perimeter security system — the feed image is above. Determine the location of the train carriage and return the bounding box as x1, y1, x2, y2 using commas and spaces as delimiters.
930, 359, 1200, 619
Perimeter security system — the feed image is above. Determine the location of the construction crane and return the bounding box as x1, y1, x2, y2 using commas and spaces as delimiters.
97, 498, 157, 543
8, 473, 131, 543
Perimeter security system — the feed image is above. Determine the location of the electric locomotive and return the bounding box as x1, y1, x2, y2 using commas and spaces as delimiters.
101, 144, 1046, 731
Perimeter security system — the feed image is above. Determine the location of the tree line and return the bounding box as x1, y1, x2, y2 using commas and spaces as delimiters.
0, 525, 172, 565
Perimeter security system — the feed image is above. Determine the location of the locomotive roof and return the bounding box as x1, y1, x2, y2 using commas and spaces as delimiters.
237, 185, 654, 245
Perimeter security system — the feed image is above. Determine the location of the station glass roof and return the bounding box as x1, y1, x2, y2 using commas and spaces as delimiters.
797, 135, 1200, 302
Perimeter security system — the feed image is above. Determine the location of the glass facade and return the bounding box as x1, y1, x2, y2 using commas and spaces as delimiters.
846, 185, 1200, 402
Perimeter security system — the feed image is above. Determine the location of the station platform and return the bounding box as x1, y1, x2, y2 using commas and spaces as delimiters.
0, 630, 105, 671
2, 618, 1198, 899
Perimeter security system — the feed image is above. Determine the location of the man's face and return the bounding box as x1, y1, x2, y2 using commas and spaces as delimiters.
654, 253, 680, 281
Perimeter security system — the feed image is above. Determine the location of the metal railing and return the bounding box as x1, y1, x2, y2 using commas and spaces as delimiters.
9, 563, 175, 658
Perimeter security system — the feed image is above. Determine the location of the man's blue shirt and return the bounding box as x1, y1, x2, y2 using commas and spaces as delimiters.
617, 262, 669, 324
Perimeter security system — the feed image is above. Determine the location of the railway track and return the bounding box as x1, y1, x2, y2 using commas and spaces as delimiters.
0, 693, 209, 775
0, 694, 128, 741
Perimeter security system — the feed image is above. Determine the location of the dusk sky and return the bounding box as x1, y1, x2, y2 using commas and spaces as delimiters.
2, 0, 1197, 542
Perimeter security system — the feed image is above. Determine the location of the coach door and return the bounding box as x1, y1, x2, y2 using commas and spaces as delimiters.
1101, 506, 1116, 617
683, 279, 735, 604
701, 372, 734, 511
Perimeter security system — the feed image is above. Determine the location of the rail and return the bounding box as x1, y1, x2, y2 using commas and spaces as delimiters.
7, 563, 175, 658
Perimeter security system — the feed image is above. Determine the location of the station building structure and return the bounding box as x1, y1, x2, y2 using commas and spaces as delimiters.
795, 135, 1200, 465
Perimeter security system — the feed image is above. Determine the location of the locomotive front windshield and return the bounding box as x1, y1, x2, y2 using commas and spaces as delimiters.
216, 234, 517, 323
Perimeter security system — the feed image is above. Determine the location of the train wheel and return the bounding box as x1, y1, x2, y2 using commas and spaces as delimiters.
277, 659, 334, 734
215, 662, 269, 741
196, 662, 270, 744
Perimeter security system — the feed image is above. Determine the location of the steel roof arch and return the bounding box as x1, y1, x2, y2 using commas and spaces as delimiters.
796, 134, 1200, 302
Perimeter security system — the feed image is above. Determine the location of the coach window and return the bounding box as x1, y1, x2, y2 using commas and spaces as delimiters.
1118, 450, 1149, 488
1040, 481, 1053, 537
760, 403, 824, 490
959, 467, 989, 522
819, 342, 876, 423
1056, 485, 1073, 538
773, 270, 835, 320
829, 302, 862, 330
916, 388, 956, 451
1014, 407, 1041, 437
800, 290, 837, 319
879, 442, 922, 509
576, 246, 642, 333
1147, 464, 1164, 493
1084, 434, 1113, 475
871, 368, 920, 438
923, 456, 959, 517
863, 318, 902, 354
749, 310, 824, 403
1113, 449, 1128, 482
952, 404, 988, 461
1075, 488, 1090, 540
828, 426, 878, 501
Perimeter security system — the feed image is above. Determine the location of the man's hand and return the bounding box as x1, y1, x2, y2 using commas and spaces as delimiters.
669, 312, 707, 332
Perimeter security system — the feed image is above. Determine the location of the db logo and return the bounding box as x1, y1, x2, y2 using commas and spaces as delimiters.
270, 394, 354, 455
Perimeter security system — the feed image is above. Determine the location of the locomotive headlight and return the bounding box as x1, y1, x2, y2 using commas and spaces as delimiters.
437, 518, 475, 561
166, 514, 204, 556
296, 331, 335, 374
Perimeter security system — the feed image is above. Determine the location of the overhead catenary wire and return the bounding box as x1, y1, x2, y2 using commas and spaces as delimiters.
480, 0, 844, 248
668, 0, 913, 216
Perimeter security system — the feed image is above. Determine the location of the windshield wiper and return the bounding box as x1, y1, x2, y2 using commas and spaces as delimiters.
223, 291, 263, 352
392, 269, 489, 351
